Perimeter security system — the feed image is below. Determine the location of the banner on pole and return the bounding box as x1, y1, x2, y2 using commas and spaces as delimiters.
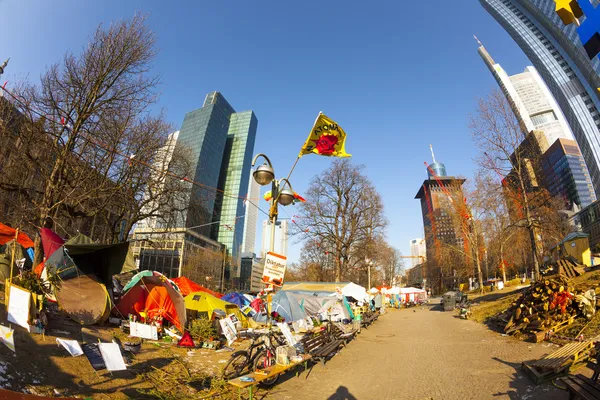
262, 252, 287, 287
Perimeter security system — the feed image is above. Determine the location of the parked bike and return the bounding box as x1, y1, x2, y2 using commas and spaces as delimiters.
222, 329, 286, 386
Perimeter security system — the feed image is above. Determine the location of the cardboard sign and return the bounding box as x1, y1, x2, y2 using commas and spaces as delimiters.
99, 342, 127, 371
130, 322, 158, 340
0, 324, 15, 352
7, 284, 30, 332
261, 252, 287, 286
219, 317, 237, 345
56, 338, 83, 357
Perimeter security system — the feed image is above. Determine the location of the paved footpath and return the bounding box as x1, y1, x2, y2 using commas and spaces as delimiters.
267, 302, 567, 400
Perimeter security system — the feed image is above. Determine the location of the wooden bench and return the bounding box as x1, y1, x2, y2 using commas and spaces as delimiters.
561, 374, 600, 399
228, 354, 311, 400
301, 331, 343, 365
331, 322, 357, 343
361, 311, 378, 328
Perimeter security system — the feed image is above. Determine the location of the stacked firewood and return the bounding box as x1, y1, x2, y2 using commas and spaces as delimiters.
501, 276, 578, 335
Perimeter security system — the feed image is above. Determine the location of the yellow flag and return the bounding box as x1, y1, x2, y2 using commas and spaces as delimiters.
299, 113, 351, 158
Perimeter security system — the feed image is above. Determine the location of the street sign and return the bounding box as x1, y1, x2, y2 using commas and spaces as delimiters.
262, 251, 287, 286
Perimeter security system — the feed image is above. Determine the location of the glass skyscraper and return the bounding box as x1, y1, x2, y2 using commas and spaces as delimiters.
176, 92, 257, 263
480, 0, 600, 196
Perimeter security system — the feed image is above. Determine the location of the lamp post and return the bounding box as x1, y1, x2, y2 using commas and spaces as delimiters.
251, 153, 296, 253
365, 258, 375, 290
0, 58, 9, 77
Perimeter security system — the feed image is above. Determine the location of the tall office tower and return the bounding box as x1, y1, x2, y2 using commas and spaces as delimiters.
415, 166, 467, 266
176, 91, 257, 262
409, 238, 426, 268
260, 219, 289, 258
480, 0, 600, 196
241, 175, 260, 254
542, 138, 597, 208
477, 39, 575, 149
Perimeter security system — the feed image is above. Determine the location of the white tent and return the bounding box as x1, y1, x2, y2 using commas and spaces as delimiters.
386, 287, 400, 295
369, 287, 379, 294
340, 282, 369, 302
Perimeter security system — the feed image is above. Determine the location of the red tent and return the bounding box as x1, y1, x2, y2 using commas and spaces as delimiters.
172, 276, 223, 298
0, 223, 34, 248
40, 228, 65, 259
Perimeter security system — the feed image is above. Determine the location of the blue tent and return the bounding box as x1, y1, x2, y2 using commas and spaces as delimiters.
221, 292, 250, 308
271, 291, 308, 322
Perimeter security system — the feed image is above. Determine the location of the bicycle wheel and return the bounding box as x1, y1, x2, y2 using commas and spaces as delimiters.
222, 351, 250, 380
253, 350, 279, 386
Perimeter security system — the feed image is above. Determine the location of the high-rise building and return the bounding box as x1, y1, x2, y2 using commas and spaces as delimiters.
241, 175, 260, 254
480, 0, 600, 195
409, 238, 426, 268
260, 219, 289, 258
176, 92, 257, 263
415, 176, 467, 264
477, 39, 575, 149
542, 138, 597, 208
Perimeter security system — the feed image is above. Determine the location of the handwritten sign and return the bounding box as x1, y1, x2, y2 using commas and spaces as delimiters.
130, 321, 158, 340
7, 284, 30, 332
262, 252, 287, 286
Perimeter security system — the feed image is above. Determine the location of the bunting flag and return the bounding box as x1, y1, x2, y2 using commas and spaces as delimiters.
0, 325, 15, 352
299, 112, 351, 158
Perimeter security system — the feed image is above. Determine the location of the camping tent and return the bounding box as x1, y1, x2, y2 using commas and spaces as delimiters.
115, 271, 186, 331
221, 292, 250, 308
340, 282, 369, 302
270, 291, 308, 322
184, 291, 246, 325
398, 287, 427, 303
318, 297, 352, 321
55, 274, 111, 325
40, 228, 65, 260
172, 276, 223, 298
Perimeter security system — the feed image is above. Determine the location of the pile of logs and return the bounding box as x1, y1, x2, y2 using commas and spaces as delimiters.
500, 276, 578, 335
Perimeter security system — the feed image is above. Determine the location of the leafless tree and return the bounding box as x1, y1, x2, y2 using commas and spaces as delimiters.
293, 160, 387, 282
469, 89, 565, 280
0, 16, 197, 266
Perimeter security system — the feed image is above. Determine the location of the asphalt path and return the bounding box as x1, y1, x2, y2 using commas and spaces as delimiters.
267, 301, 566, 400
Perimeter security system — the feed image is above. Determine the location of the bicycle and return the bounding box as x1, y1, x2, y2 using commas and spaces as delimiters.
222, 329, 286, 386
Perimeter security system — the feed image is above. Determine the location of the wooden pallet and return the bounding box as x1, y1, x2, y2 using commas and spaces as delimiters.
557, 259, 584, 279
522, 340, 595, 384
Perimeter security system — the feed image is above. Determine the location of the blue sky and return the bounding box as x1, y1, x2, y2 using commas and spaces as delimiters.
1, 1, 532, 266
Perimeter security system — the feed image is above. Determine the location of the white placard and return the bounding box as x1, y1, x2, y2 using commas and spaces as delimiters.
277, 322, 297, 345
56, 338, 83, 357
0, 324, 15, 352
219, 317, 237, 345
7, 285, 30, 332
98, 342, 127, 371
262, 252, 287, 287
130, 321, 158, 340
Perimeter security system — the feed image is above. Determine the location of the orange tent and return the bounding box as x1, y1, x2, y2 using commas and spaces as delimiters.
172, 276, 223, 298
0, 223, 34, 248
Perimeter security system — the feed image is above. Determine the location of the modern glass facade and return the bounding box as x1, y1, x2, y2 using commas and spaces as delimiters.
175, 92, 257, 264
216, 110, 258, 272
480, 0, 600, 196
542, 138, 597, 208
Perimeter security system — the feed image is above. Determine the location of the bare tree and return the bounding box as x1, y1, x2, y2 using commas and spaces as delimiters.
293, 160, 387, 282
469, 90, 564, 280
0, 16, 198, 266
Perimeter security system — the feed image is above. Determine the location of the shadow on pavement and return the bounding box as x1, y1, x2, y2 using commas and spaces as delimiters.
327, 386, 357, 400
428, 303, 445, 312
491, 357, 562, 399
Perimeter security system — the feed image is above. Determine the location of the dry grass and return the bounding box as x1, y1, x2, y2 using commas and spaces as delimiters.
470, 293, 520, 323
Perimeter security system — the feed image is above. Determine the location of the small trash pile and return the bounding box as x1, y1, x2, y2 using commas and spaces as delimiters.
496, 276, 595, 336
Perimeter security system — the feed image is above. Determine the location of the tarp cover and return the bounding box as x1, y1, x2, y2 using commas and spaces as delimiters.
65, 241, 130, 285
221, 292, 250, 308
270, 291, 308, 322
115, 271, 186, 331
340, 282, 369, 302
172, 276, 223, 298
0, 223, 34, 248
55, 274, 111, 325
40, 228, 65, 260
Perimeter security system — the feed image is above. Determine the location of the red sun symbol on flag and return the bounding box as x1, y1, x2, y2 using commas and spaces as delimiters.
313, 135, 338, 155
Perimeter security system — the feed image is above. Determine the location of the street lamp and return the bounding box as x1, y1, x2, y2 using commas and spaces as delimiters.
251, 154, 296, 253
0, 58, 9, 77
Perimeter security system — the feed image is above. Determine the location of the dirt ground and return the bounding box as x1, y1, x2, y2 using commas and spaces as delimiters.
0, 290, 239, 399
266, 302, 575, 400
